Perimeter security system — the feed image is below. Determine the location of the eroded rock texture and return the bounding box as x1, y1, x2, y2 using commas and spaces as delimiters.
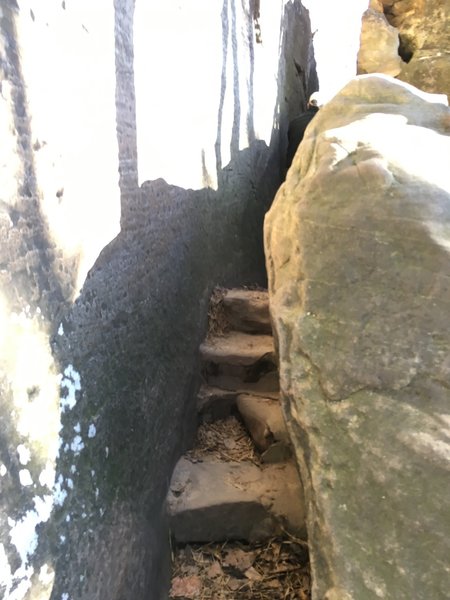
265, 75, 450, 599
383, 0, 450, 99
357, 7, 404, 76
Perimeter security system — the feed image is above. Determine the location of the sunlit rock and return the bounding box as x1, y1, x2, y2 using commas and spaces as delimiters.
382, 0, 450, 99
265, 74, 450, 599
357, 8, 404, 76
400, 51, 450, 102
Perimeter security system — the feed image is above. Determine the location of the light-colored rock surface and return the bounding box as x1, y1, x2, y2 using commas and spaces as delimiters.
265, 75, 450, 599
200, 332, 275, 366
382, 0, 450, 99
357, 8, 404, 76
383, 0, 448, 55
236, 394, 291, 455
369, 0, 384, 11
200, 331, 278, 395
222, 288, 272, 334
400, 51, 450, 101
167, 458, 305, 543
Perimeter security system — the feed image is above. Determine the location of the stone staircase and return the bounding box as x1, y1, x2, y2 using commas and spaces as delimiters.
166, 288, 306, 546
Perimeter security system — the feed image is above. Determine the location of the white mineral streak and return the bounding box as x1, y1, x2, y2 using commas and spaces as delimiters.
18, 469, 33, 487
60, 365, 82, 412
17, 445, 31, 465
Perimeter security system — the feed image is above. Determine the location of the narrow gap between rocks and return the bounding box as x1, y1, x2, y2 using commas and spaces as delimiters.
166, 288, 311, 599
397, 34, 414, 63
381, 4, 414, 63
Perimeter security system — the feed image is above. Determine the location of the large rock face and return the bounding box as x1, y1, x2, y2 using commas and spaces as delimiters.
357, 7, 404, 76
0, 1, 316, 599
265, 75, 450, 599
383, 0, 450, 100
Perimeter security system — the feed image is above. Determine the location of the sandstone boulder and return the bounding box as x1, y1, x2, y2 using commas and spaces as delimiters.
382, 0, 450, 99
369, 0, 384, 11
358, 8, 404, 76
382, 0, 448, 55
265, 75, 450, 599
400, 50, 450, 101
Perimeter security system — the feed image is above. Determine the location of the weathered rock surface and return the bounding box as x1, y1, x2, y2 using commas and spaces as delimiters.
221, 288, 272, 334
236, 394, 291, 460
265, 75, 450, 599
201, 331, 279, 397
382, 0, 450, 99
400, 50, 450, 101
200, 332, 275, 367
357, 8, 404, 76
167, 458, 305, 543
382, 0, 449, 56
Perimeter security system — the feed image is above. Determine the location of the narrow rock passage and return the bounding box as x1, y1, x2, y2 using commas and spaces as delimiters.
167, 289, 311, 599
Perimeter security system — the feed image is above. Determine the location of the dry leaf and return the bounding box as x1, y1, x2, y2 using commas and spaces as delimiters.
224, 548, 255, 571
223, 437, 236, 450
170, 575, 202, 598
227, 577, 242, 591
265, 579, 282, 589
206, 561, 223, 578
244, 566, 263, 581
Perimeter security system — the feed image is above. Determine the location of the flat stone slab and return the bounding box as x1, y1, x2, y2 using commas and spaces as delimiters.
205, 372, 279, 397
200, 332, 275, 366
222, 288, 272, 334
167, 458, 305, 543
197, 385, 239, 421
236, 394, 291, 460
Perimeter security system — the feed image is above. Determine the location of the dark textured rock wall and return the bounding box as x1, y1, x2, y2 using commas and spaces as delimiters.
0, 1, 317, 599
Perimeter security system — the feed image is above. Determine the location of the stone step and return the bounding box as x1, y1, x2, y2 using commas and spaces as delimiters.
200, 331, 275, 367
221, 288, 272, 334
201, 332, 278, 396
236, 394, 292, 463
197, 385, 240, 422
167, 458, 305, 544
204, 372, 279, 397
197, 388, 290, 462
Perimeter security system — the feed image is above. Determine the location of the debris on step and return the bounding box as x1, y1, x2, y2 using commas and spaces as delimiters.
236, 394, 292, 461
221, 288, 272, 335
167, 458, 306, 543
186, 415, 259, 464
168, 286, 310, 598
170, 537, 310, 599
